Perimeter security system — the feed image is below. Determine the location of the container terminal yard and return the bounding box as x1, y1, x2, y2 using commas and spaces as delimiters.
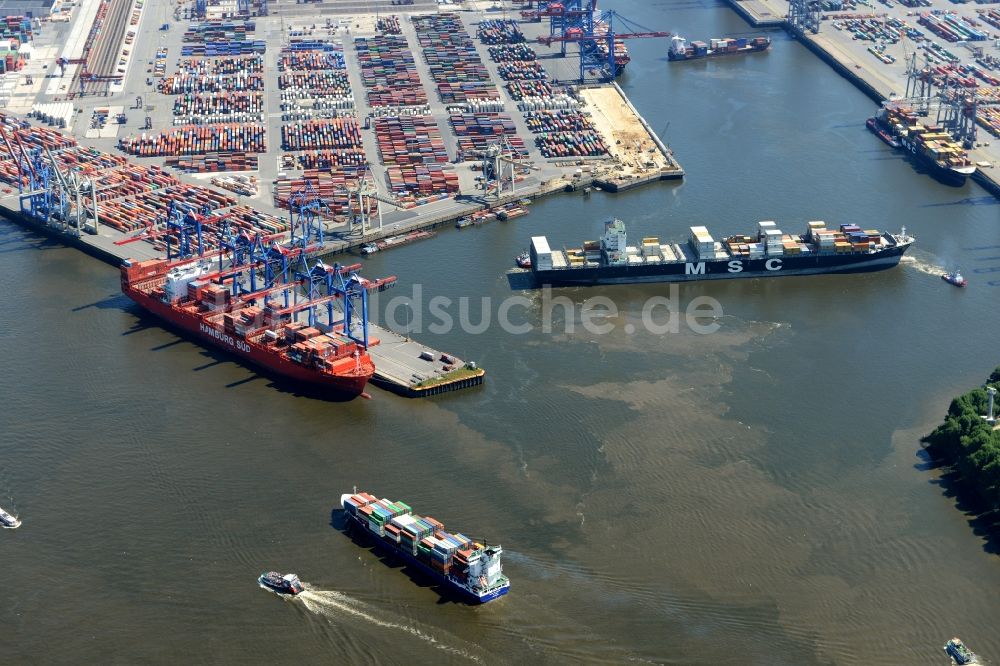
0, 0, 683, 399
727, 0, 1000, 196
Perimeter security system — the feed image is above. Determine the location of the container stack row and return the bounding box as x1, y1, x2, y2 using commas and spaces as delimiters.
171, 92, 265, 125
476, 19, 526, 46
476, 16, 603, 159
182, 21, 256, 43
450, 113, 528, 159
280, 118, 363, 152
0, 16, 32, 74
343, 493, 480, 580
153, 48, 168, 78
374, 116, 450, 166
159, 74, 265, 95
272, 170, 377, 220
0, 113, 287, 250
164, 153, 260, 174
278, 41, 355, 117
280, 150, 368, 171
95, 184, 235, 235
524, 110, 608, 158
175, 55, 264, 76
180, 41, 266, 58
413, 13, 500, 104
118, 124, 267, 157
385, 164, 460, 203
354, 35, 428, 109
376, 15, 402, 35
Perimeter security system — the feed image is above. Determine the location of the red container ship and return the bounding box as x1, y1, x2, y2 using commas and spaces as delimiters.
121, 257, 376, 398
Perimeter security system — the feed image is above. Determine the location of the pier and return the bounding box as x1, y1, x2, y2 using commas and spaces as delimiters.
723, 0, 1000, 198
0, 0, 687, 399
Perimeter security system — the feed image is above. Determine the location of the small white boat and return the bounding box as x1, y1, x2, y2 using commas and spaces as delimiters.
1, 506, 21, 529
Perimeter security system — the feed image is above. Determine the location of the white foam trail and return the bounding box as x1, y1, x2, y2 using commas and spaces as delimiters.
296, 587, 483, 663
900, 255, 946, 277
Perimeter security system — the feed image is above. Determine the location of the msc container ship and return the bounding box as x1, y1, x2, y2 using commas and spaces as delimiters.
341, 491, 510, 604
121, 257, 376, 398
668, 35, 771, 61
867, 104, 976, 186
519, 218, 913, 287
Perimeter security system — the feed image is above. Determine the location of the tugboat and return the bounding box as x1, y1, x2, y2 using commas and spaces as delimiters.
945, 637, 979, 664
942, 269, 967, 288
258, 571, 304, 596
515, 251, 531, 269
0, 506, 20, 529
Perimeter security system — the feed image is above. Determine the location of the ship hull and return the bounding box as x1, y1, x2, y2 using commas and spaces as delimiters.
528, 243, 911, 287
899, 136, 973, 187
343, 511, 510, 604
122, 285, 371, 398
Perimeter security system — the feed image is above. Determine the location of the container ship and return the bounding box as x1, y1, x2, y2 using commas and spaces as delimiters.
519, 218, 913, 287
340, 491, 510, 604
868, 104, 976, 186
593, 12, 630, 75
121, 257, 376, 398
668, 35, 771, 61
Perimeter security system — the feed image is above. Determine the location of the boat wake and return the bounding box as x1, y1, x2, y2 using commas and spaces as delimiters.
295, 587, 484, 663
900, 255, 946, 277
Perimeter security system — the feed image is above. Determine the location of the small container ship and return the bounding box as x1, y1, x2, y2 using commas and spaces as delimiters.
340, 491, 510, 604
869, 104, 976, 186
945, 637, 980, 664
668, 35, 771, 61
121, 257, 380, 398
518, 218, 913, 287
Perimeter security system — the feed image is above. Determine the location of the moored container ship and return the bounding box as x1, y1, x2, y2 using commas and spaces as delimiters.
593, 10, 630, 75
668, 35, 771, 61
518, 218, 913, 287
121, 257, 376, 398
340, 491, 510, 604
868, 104, 976, 186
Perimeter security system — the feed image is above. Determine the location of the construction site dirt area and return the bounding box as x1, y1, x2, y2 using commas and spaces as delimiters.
578, 86, 670, 176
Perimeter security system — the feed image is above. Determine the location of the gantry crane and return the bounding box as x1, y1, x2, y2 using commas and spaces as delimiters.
288, 181, 331, 249
335, 168, 404, 235
531, 3, 670, 81
471, 137, 539, 200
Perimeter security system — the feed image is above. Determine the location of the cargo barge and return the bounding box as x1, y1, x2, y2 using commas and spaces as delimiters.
341, 491, 510, 604
520, 218, 913, 287
360, 230, 435, 255
668, 35, 770, 61
121, 257, 375, 398
868, 104, 976, 187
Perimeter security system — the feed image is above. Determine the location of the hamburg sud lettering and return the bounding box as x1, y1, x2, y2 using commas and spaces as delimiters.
686, 259, 783, 274
200, 322, 251, 353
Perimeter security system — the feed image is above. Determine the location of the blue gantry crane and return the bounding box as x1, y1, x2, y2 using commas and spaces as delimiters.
288, 181, 331, 250
529, 2, 670, 82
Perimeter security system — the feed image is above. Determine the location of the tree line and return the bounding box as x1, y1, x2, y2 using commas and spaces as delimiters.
922, 367, 1000, 512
